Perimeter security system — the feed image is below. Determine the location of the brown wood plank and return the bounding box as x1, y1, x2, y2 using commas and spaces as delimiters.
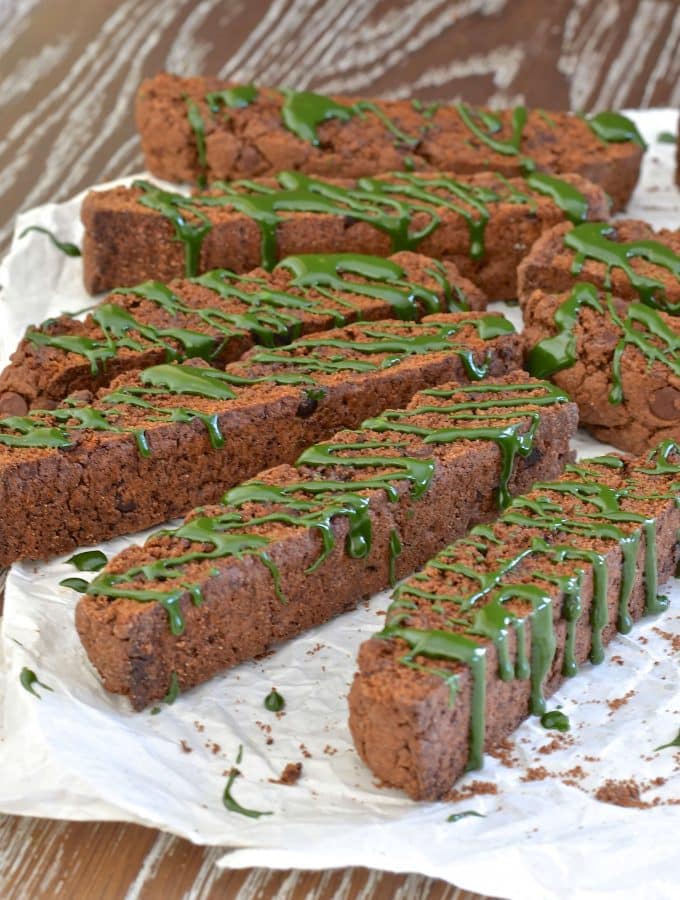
0, 815, 490, 899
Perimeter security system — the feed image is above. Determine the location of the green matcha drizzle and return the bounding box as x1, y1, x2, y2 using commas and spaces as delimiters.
83, 377, 552, 635
223, 744, 272, 819
19, 225, 81, 257
379, 447, 680, 770
162, 671, 180, 705
86, 442, 432, 634
184, 97, 208, 187
0, 319, 513, 454
136, 167, 588, 273
585, 111, 646, 148
654, 727, 680, 752
66, 550, 108, 572
28, 252, 463, 371
541, 709, 570, 732
363, 381, 569, 508
563, 223, 680, 311
184, 85, 258, 185
264, 688, 285, 712
20, 667, 53, 699
527, 282, 680, 405
447, 810, 486, 823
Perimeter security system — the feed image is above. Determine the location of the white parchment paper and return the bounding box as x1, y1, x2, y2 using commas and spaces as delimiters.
0, 111, 678, 900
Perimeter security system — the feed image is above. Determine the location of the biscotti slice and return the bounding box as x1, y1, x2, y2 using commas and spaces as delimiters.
0, 251, 480, 416
349, 442, 680, 800
523, 283, 680, 454
135, 74, 643, 210
81, 170, 609, 295
75, 375, 578, 710
518, 220, 680, 313
0, 313, 522, 566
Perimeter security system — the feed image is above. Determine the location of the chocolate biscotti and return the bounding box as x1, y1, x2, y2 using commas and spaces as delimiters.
518, 220, 680, 313
523, 284, 680, 454
75, 375, 578, 710
81, 170, 609, 295
0, 251, 481, 415
0, 313, 522, 566
349, 442, 680, 800
135, 75, 644, 210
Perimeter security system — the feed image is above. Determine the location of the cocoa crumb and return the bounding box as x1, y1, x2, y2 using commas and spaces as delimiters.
179, 740, 192, 754
299, 743, 312, 759
652, 626, 680, 652
269, 762, 303, 786
610, 655, 625, 666
538, 733, 575, 755
607, 689, 635, 713
487, 737, 518, 767
594, 779, 655, 808
193, 721, 205, 733
266, 737, 274, 746
206, 741, 220, 755
306, 642, 325, 656
562, 765, 586, 780
521, 766, 550, 782
444, 780, 498, 801
323, 745, 338, 756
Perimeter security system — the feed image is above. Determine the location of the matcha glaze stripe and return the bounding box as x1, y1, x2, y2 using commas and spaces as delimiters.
133, 167, 593, 277
0, 316, 514, 452
563, 223, 680, 311
181, 84, 644, 187
84, 380, 563, 635
377, 441, 679, 771
528, 282, 680, 405
24, 252, 467, 374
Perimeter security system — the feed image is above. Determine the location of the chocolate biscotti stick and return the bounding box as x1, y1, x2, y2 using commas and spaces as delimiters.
523, 283, 680, 454
75, 375, 578, 710
0, 313, 522, 566
81, 170, 609, 294
135, 75, 644, 209
0, 251, 481, 415
349, 442, 680, 800
518, 220, 680, 313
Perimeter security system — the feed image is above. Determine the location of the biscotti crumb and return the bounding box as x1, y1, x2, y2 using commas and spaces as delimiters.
269, 762, 303, 786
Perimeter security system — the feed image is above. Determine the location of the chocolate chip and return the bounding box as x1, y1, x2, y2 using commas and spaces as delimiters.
296, 395, 319, 418
524, 446, 543, 467
0, 392, 28, 416
649, 386, 680, 421
35, 396, 58, 410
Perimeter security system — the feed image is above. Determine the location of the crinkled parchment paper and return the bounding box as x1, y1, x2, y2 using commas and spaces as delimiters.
0, 111, 678, 900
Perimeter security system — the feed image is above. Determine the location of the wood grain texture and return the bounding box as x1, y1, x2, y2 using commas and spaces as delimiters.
0, 1, 678, 898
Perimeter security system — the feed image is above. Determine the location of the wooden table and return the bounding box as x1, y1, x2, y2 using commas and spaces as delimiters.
1, 1, 678, 896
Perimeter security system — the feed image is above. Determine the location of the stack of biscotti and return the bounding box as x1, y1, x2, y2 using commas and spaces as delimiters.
75, 374, 578, 710
134, 75, 644, 210
11, 69, 677, 805
0, 313, 523, 565
518, 220, 680, 453
349, 442, 680, 799
0, 251, 482, 414
81, 170, 610, 294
